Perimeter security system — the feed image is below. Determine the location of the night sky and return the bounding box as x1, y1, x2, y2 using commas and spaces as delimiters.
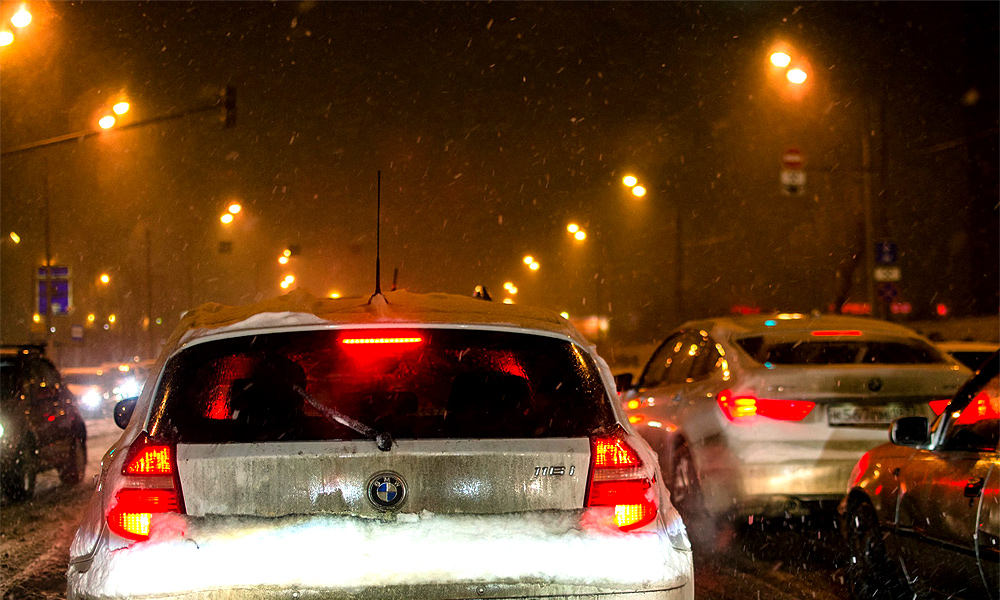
1, 1, 997, 360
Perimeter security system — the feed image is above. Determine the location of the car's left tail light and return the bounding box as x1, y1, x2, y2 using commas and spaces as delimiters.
586, 434, 657, 531
107, 433, 184, 541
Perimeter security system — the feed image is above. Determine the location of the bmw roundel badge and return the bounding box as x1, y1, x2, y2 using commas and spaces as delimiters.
367, 472, 406, 510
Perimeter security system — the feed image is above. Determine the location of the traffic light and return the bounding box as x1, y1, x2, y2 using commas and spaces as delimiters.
221, 85, 237, 129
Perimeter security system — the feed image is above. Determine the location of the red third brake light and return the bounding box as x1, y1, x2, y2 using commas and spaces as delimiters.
811, 330, 863, 337
586, 434, 656, 531
341, 335, 423, 345
717, 389, 815, 422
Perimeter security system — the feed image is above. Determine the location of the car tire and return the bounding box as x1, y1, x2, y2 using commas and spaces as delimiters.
59, 434, 88, 485
666, 441, 720, 551
2, 442, 38, 503
844, 499, 911, 600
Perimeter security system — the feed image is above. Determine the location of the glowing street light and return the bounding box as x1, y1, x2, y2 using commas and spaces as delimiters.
786, 68, 808, 84
220, 213, 234, 224
328, 291, 341, 299
502, 298, 514, 305
9, 231, 20, 243
559, 312, 570, 319
98, 115, 116, 129
631, 185, 647, 198
567, 223, 580, 234
228, 203, 242, 214
108, 314, 117, 324
0, 31, 13, 46
87, 313, 96, 324
770, 52, 791, 68
32, 313, 41, 323
503, 281, 514, 291
529, 261, 540, 271
113, 101, 130, 115
573, 230, 586, 241
99, 273, 111, 284
522, 255, 534, 265
278, 255, 289, 265
10, 8, 32, 28
282, 248, 292, 257
622, 175, 638, 188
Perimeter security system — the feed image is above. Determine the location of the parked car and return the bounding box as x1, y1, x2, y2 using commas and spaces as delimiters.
617, 313, 971, 543
1, 344, 88, 502
68, 290, 693, 600
935, 340, 1000, 371
842, 351, 998, 600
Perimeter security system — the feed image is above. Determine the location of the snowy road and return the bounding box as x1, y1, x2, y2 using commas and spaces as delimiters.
1, 418, 848, 600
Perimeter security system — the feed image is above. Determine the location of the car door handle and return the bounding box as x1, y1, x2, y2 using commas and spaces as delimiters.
964, 477, 985, 498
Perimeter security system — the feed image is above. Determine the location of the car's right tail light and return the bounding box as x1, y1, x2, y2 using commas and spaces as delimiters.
929, 391, 998, 424
717, 389, 815, 422
107, 433, 184, 541
586, 434, 657, 531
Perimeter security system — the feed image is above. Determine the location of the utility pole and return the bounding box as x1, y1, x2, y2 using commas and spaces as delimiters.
145, 228, 153, 359
42, 159, 54, 359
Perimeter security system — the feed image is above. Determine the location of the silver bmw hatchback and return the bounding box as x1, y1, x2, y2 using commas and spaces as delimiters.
619, 313, 971, 538
67, 290, 693, 600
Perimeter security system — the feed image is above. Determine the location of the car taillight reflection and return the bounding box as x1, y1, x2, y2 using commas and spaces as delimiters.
717, 390, 815, 422
586, 435, 657, 531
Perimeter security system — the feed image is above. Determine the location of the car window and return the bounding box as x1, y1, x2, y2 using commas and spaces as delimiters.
689, 335, 722, 382
940, 373, 999, 452
665, 332, 704, 385
639, 333, 684, 388
1, 358, 20, 399
736, 335, 947, 365
148, 329, 616, 443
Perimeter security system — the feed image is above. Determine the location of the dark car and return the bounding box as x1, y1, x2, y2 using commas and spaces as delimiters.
1, 344, 88, 502
842, 351, 998, 600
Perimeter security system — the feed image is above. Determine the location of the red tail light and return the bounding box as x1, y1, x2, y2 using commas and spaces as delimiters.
108, 434, 184, 542
932, 391, 999, 424
340, 333, 423, 345
586, 434, 656, 531
717, 390, 815, 422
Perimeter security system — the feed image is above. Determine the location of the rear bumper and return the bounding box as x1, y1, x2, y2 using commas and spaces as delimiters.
67, 512, 693, 600
69, 582, 693, 600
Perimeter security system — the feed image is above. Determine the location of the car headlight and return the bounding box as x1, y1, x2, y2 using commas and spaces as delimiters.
82, 389, 103, 408
0, 421, 5, 438
113, 378, 141, 399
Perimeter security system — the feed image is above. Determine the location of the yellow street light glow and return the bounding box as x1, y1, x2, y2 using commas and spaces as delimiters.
787, 68, 808, 84
503, 298, 514, 305
503, 281, 514, 291
280, 281, 291, 289
10, 8, 32, 28
278, 256, 289, 265
283, 275, 295, 283
9, 231, 20, 243
509, 286, 518, 295
632, 185, 647, 197
99, 273, 110, 284
522, 255, 534, 265
329, 292, 341, 299
113, 102, 130, 115
32, 313, 41, 323
98, 115, 116, 129
770, 52, 791, 68
228, 203, 242, 214
220, 213, 234, 224
622, 175, 638, 188
0, 31, 13, 46
559, 312, 570, 319
529, 261, 540, 271
282, 248, 292, 257
87, 313, 96, 323
108, 314, 117, 324
567, 223, 579, 234
574, 230, 587, 241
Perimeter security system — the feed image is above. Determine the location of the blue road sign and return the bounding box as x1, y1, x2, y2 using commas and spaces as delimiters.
876, 241, 898, 265
36, 266, 71, 316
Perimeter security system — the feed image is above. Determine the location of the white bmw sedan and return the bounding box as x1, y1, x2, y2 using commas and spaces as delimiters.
618, 313, 970, 540
67, 290, 693, 600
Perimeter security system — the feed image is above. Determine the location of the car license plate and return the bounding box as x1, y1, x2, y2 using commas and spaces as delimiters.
827, 403, 920, 426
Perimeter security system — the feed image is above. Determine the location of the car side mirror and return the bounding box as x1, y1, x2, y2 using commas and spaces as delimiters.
613, 373, 634, 394
114, 396, 138, 429
890, 416, 929, 447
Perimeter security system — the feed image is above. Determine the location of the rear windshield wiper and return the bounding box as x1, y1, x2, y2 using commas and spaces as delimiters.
292, 385, 393, 451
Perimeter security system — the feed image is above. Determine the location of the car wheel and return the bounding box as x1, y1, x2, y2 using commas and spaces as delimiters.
59, 435, 88, 485
844, 499, 911, 600
666, 442, 719, 550
1, 442, 38, 503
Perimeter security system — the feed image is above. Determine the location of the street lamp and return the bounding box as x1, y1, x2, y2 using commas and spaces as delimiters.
10, 8, 32, 28
770, 52, 791, 68
99, 273, 110, 284
113, 102, 130, 115
220, 213, 234, 224
0, 31, 13, 46
9, 231, 20, 243
98, 115, 116, 129
787, 68, 808, 85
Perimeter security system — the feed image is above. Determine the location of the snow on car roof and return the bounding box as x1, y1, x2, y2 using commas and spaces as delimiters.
167, 289, 586, 349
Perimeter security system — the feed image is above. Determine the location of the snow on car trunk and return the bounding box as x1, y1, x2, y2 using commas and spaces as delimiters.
177, 438, 590, 517
68, 510, 691, 599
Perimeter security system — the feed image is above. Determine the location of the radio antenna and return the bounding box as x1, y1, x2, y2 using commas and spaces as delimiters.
369, 171, 383, 304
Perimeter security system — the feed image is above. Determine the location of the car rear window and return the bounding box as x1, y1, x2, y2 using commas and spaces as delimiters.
149, 329, 615, 443
736, 335, 948, 365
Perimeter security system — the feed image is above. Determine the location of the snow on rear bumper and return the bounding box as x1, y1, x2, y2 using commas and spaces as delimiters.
67, 511, 693, 600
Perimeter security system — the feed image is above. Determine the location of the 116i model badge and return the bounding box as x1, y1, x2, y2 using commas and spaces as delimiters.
367, 472, 406, 510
